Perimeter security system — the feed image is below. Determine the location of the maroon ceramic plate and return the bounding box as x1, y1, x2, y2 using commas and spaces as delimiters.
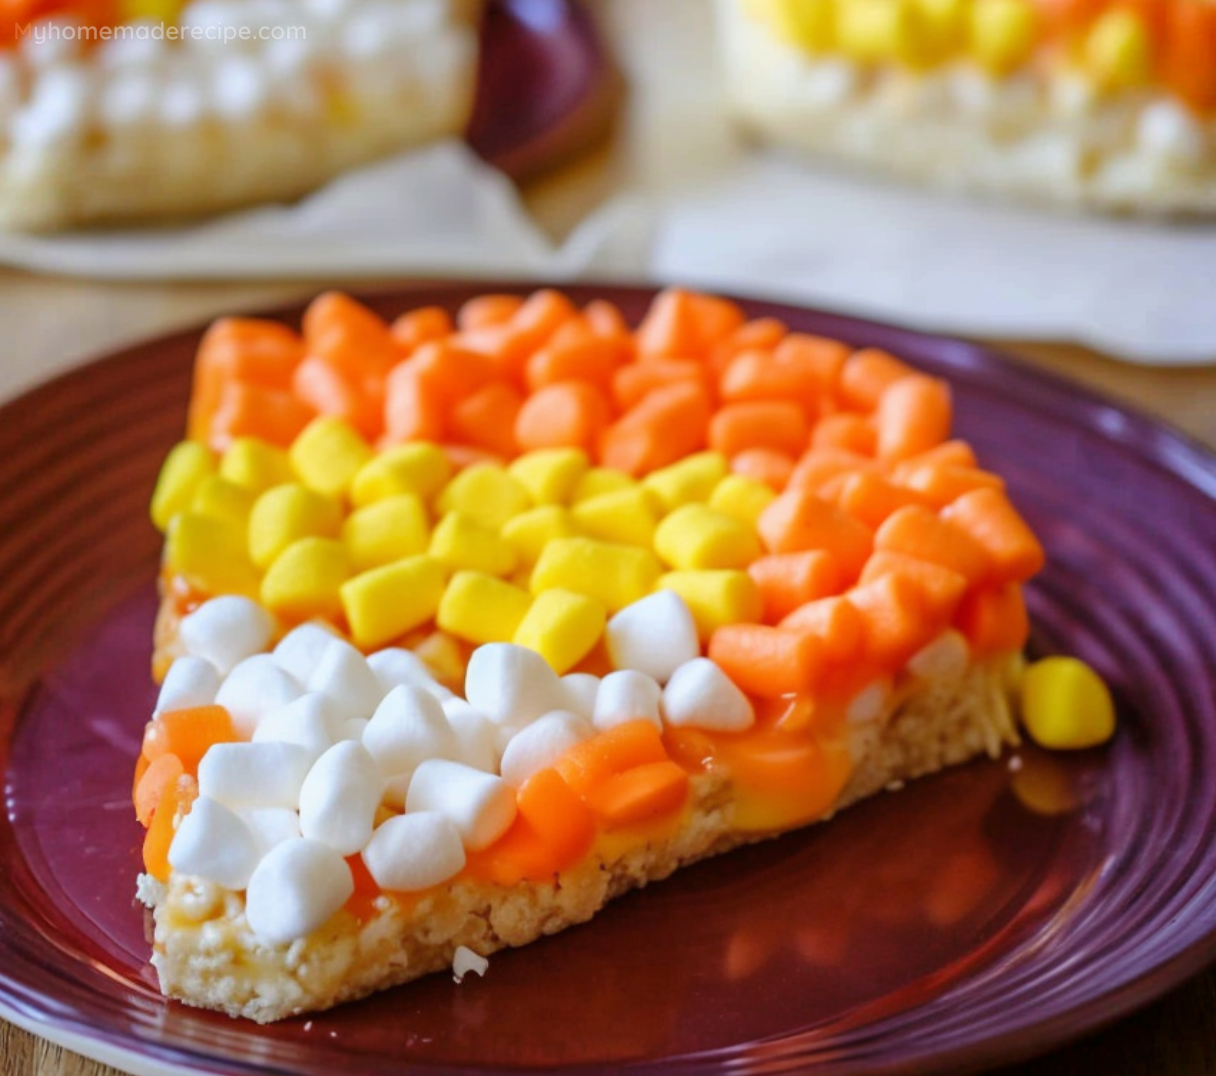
468, 0, 621, 180
3, 284, 1216, 1076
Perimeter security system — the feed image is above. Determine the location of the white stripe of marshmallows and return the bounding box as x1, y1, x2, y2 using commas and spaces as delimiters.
157, 590, 756, 947
0, 0, 464, 151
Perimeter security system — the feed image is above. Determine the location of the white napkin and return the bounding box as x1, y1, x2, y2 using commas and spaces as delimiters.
646, 154, 1216, 366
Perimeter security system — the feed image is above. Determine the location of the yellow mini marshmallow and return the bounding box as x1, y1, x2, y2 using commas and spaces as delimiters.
190, 475, 255, 530
437, 571, 533, 646
289, 417, 375, 499
502, 506, 579, 569
531, 537, 662, 613
435, 463, 532, 531
642, 451, 729, 512
350, 442, 452, 508
150, 441, 215, 532
260, 537, 351, 622
248, 483, 343, 570
1083, 9, 1152, 91
430, 511, 518, 577
514, 588, 607, 674
165, 511, 259, 597
654, 504, 762, 571
218, 438, 294, 494
507, 448, 590, 505
969, 0, 1037, 75
658, 570, 764, 641
1021, 656, 1116, 750
708, 474, 777, 530
341, 554, 446, 650
341, 494, 430, 572
571, 487, 661, 548
754, 0, 837, 50
570, 467, 636, 504
837, 0, 920, 63
913, 0, 967, 57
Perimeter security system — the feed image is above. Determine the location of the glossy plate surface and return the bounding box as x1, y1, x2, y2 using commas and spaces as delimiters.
3, 285, 1216, 1076
468, 0, 621, 180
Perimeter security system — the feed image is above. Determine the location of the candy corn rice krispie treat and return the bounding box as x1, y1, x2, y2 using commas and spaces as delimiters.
137, 287, 1081, 1023
720, 0, 1216, 214
0, 0, 479, 231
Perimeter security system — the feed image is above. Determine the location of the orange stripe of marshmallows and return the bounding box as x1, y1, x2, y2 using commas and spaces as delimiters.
138, 288, 1044, 938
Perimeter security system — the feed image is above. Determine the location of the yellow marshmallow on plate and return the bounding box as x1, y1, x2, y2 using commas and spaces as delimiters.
658, 570, 764, 642
165, 511, 259, 597
218, 438, 294, 495
248, 483, 343, 570
571, 487, 661, 548
341, 494, 430, 572
514, 588, 607, 674
430, 511, 517, 577
642, 451, 729, 513
1020, 656, 1116, 750
351, 442, 452, 507
569, 466, 635, 504
437, 571, 533, 646
435, 463, 531, 530
260, 537, 351, 622
654, 504, 762, 571
190, 475, 255, 530
502, 506, 579, 570
341, 554, 446, 650
290, 416, 374, 499
708, 474, 777, 530
508, 448, 590, 505
531, 537, 661, 613
150, 441, 214, 532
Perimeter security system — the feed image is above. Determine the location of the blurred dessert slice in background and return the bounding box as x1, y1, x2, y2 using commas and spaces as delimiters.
0, 0, 481, 230
718, 0, 1216, 214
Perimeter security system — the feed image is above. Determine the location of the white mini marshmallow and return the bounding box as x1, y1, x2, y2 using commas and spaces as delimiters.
214, 655, 304, 738
363, 685, 457, 779
464, 643, 567, 727
661, 658, 754, 732
99, 71, 160, 130
605, 591, 700, 684
498, 711, 592, 788
154, 656, 221, 717
306, 641, 384, 723
559, 673, 599, 722
847, 681, 890, 726
406, 760, 517, 852
251, 693, 340, 762
211, 57, 270, 120
442, 698, 500, 773
159, 73, 208, 128
367, 647, 453, 701
272, 622, 341, 683
197, 741, 313, 810
341, 717, 369, 742
244, 837, 354, 945
179, 595, 275, 676
239, 807, 301, 855
361, 811, 466, 892
907, 630, 970, 680
298, 741, 383, 856
168, 796, 261, 891
593, 670, 663, 732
